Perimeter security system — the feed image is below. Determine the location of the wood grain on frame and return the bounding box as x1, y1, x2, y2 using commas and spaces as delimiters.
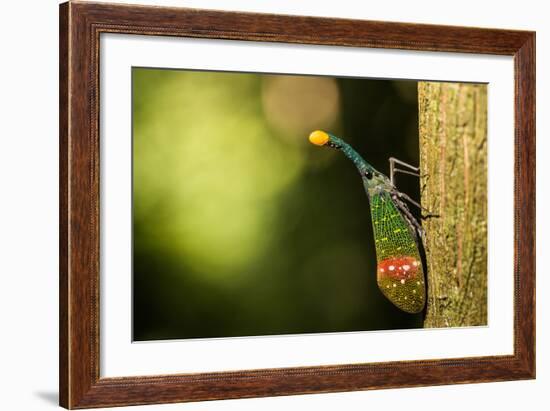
59, 1, 535, 408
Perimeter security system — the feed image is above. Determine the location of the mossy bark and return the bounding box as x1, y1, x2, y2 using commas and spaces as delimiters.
418, 82, 488, 328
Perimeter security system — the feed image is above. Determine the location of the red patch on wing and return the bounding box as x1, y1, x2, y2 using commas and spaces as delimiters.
377, 256, 420, 280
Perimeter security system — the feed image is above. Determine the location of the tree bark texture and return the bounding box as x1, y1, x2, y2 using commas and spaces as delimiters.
418, 82, 488, 328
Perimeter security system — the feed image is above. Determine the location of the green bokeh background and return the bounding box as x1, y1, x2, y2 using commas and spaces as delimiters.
132, 67, 422, 341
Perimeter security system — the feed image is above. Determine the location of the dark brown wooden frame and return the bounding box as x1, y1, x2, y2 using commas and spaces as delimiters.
59, 1, 535, 409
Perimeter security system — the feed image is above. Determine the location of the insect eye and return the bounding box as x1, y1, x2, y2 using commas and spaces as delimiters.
365, 170, 373, 180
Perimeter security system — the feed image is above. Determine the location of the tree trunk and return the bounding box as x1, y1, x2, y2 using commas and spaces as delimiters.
418, 82, 488, 328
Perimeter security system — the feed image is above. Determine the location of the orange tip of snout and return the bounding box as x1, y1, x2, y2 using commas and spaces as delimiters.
309, 130, 329, 146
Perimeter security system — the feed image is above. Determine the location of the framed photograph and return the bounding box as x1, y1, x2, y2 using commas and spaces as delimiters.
59, 1, 535, 408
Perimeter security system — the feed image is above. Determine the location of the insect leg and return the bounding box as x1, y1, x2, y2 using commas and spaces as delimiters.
392, 194, 425, 242
389, 158, 439, 220
395, 190, 423, 210
389, 157, 420, 186
394, 191, 439, 220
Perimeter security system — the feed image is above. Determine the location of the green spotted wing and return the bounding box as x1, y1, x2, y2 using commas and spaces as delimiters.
369, 191, 425, 313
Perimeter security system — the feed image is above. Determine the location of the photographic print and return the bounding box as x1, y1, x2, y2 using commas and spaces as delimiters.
60, 3, 535, 407
132, 68, 487, 341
